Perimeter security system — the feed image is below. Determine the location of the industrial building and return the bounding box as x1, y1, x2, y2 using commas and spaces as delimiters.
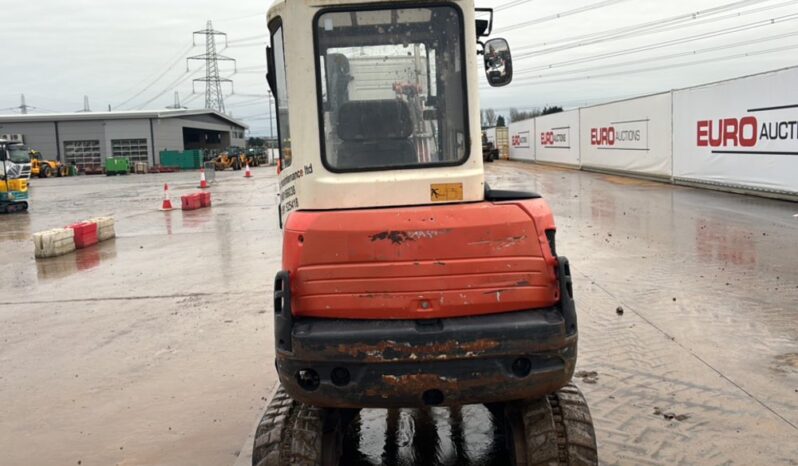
0, 109, 247, 170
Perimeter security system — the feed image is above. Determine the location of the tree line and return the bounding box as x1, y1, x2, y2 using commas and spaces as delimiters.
481, 105, 564, 128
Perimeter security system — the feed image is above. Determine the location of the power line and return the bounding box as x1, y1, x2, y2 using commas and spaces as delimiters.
226, 41, 267, 49
214, 12, 264, 23
512, 0, 775, 54
226, 92, 269, 98
512, 29, 798, 80
515, 0, 793, 61
492, 42, 798, 89
227, 99, 271, 109
235, 66, 267, 72
136, 68, 204, 109
183, 93, 202, 104
227, 95, 270, 105
496, 0, 633, 33
116, 42, 195, 110
494, 0, 535, 12
227, 34, 267, 44
512, 12, 798, 70
236, 114, 276, 121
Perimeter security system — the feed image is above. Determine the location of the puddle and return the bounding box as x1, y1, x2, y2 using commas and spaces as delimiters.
340, 405, 512, 466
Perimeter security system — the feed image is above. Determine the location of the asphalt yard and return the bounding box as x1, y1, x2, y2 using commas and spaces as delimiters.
1, 162, 796, 465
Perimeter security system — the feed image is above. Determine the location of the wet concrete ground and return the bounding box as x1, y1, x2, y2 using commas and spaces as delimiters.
1, 162, 796, 465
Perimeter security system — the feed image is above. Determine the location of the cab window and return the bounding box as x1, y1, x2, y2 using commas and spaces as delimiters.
271, 23, 292, 168
8, 146, 30, 164
315, 5, 468, 172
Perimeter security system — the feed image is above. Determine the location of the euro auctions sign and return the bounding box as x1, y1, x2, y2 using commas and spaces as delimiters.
695, 109, 798, 154
511, 132, 530, 148
673, 66, 798, 194
589, 119, 649, 151
540, 127, 570, 148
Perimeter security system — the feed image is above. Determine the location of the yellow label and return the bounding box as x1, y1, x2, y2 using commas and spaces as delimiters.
430, 183, 463, 202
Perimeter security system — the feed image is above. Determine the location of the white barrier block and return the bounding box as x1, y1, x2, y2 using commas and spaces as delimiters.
33, 228, 76, 259
88, 217, 116, 241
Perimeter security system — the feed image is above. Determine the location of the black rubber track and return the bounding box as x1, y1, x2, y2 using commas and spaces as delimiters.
252, 386, 334, 466
513, 382, 598, 466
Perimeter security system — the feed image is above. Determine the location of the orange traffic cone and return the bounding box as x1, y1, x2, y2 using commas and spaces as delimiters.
161, 183, 173, 210
244, 163, 252, 178
199, 168, 209, 189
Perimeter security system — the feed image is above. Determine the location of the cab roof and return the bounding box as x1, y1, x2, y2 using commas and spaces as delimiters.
267, 0, 465, 21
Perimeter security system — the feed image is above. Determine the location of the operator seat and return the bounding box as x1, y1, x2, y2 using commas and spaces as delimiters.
336, 100, 417, 170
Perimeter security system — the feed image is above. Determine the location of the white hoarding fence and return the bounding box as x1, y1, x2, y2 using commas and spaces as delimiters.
535, 110, 580, 166
509, 119, 535, 161
498, 65, 798, 199
579, 92, 672, 178
673, 66, 798, 195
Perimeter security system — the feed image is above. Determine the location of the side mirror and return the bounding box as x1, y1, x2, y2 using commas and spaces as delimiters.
483, 38, 512, 87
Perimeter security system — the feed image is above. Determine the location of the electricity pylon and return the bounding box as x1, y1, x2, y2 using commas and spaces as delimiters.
187, 21, 236, 114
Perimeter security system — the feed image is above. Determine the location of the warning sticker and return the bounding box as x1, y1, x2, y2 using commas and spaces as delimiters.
430, 183, 464, 202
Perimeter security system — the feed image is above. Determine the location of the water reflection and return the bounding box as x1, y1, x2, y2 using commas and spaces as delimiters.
0, 211, 32, 242
695, 220, 757, 268
340, 405, 511, 466
36, 240, 117, 281
181, 209, 212, 229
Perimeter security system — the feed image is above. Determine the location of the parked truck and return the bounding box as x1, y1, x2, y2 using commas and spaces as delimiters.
3, 142, 32, 179
0, 139, 30, 213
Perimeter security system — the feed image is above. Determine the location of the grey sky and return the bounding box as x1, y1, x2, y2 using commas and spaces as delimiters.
2, 0, 796, 136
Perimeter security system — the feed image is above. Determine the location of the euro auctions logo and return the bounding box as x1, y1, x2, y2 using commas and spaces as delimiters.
512, 131, 530, 148
590, 127, 641, 146
589, 119, 648, 151
540, 127, 570, 149
696, 104, 798, 155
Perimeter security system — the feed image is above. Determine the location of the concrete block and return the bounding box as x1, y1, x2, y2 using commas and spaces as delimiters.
33, 228, 76, 259
88, 216, 116, 241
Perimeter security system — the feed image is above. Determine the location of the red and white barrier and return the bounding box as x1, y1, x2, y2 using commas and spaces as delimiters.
33, 216, 116, 259
181, 192, 212, 211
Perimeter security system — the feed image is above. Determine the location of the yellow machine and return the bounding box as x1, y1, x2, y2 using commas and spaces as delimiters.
0, 140, 30, 213
30, 150, 68, 178
243, 151, 260, 167
213, 151, 243, 171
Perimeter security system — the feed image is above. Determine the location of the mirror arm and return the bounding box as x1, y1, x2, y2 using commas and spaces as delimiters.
475, 8, 494, 37
476, 40, 485, 55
